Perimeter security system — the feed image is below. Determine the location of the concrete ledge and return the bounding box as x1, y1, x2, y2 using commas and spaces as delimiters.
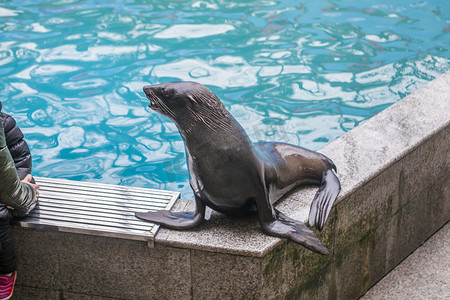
12, 71, 449, 299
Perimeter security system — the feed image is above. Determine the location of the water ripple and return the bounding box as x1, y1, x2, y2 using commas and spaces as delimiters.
0, 0, 448, 199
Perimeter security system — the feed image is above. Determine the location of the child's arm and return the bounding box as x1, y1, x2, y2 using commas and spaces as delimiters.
0, 119, 38, 217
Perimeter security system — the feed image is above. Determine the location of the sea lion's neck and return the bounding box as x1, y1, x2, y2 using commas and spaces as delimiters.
174, 104, 233, 134
176, 111, 253, 153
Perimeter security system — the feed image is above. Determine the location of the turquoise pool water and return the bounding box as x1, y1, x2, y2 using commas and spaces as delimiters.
1, 1, 449, 199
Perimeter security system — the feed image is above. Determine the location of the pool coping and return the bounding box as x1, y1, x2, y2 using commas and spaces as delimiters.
154, 70, 450, 257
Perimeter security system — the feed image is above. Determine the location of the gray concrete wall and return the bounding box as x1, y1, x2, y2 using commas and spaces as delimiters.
268, 121, 449, 299
11, 71, 449, 299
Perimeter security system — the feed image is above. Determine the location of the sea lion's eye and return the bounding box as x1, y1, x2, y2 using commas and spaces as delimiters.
162, 89, 172, 98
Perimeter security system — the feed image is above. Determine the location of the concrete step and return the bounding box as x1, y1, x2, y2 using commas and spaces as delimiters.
362, 222, 450, 300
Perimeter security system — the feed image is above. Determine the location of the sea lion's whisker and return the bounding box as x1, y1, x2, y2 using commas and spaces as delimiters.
145, 90, 176, 119
194, 105, 234, 132
157, 100, 176, 118
187, 106, 218, 132
146, 91, 160, 107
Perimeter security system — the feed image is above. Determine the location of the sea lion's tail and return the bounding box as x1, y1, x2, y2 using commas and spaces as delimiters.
308, 168, 341, 231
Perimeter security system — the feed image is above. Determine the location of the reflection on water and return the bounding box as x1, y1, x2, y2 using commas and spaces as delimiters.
0, 0, 449, 199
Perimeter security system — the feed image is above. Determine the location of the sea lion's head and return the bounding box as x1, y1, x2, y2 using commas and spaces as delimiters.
143, 82, 230, 131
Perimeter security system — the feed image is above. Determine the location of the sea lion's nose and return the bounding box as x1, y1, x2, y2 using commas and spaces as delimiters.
143, 85, 153, 94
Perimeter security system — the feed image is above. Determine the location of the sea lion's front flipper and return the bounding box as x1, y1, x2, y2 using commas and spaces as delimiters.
135, 196, 206, 229
308, 169, 341, 231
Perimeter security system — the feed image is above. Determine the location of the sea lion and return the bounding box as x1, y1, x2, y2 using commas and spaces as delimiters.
135, 82, 340, 254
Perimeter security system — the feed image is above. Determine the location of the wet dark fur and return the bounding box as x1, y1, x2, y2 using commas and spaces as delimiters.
136, 82, 341, 255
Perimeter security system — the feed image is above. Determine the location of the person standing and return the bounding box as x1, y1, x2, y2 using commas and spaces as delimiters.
0, 102, 39, 300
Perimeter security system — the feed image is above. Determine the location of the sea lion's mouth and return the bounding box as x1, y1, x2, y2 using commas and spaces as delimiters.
143, 86, 159, 109
143, 86, 176, 119
147, 96, 156, 107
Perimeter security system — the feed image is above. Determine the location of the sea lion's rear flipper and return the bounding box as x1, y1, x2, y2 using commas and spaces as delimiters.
261, 209, 329, 255
135, 196, 205, 229
308, 169, 341, 231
